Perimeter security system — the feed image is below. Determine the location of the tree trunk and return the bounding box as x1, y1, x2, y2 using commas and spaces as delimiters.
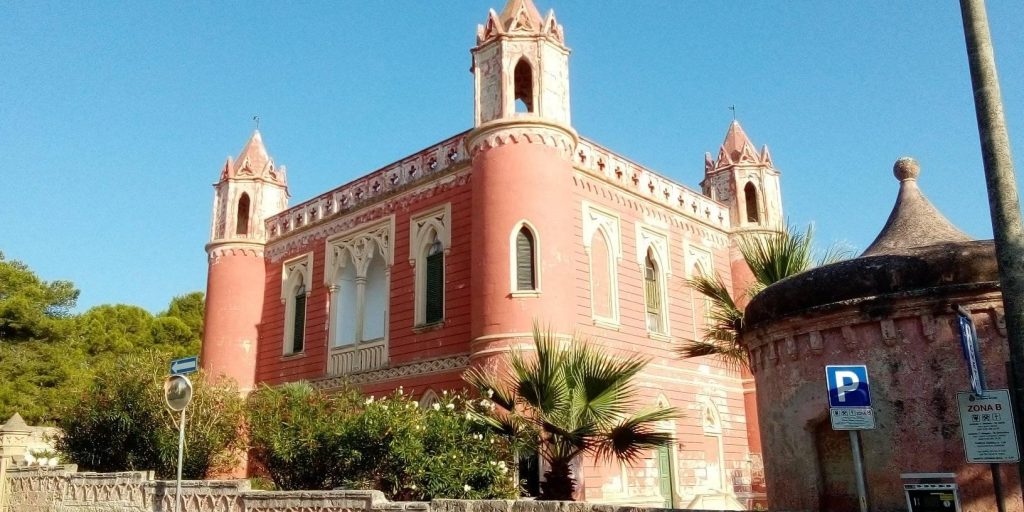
960, 0, 1024, 502
539, 459, 575, 501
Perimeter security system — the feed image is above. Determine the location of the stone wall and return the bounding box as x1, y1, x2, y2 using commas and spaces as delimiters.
1, 466, 758, 512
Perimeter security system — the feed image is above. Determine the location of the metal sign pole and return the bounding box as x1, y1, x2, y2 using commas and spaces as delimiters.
175, 406, 186, 512
850, 430, 869, 512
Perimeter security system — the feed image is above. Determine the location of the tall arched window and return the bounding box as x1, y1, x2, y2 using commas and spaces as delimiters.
590, 228, 614, 319
292, 284, 307, 353
236, 193, 250, 236
515, 226, 536, 291
514, 58, 534, 113
644, 249, 664, 333
744, 182, 760, 223
424, 235, 444, 324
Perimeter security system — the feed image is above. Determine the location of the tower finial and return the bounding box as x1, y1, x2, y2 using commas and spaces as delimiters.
252, 115, 260, 131
729, 105, 737, 121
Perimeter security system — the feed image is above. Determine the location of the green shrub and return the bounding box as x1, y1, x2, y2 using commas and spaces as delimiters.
247, 384, 517, 499
247, 381, 362, 491
56, 352, 244, 478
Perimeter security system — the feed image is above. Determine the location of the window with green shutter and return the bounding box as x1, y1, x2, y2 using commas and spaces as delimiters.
516, 227, 536, 291
293, 284, 306, 353
644, 252, 663, 332
425, 239, 444, 323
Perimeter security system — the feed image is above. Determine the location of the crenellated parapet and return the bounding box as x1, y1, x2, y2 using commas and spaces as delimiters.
266, 133, 469, 244
575, 138, 731, 228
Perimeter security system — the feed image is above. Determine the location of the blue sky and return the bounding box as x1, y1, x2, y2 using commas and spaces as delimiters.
1, 1, 1021, 313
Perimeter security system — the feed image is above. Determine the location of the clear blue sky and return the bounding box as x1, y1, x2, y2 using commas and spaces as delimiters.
2, 2, 1021, 313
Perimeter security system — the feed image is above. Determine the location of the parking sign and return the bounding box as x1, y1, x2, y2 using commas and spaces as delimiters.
826, 365, 871, 408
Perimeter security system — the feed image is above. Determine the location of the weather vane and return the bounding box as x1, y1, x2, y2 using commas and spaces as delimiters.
728, 105, 737, 121
252, 115, 260, 130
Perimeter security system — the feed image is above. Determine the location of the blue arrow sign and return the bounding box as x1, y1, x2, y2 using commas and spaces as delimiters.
956, 309, 986, 396
170, 356, 199, 376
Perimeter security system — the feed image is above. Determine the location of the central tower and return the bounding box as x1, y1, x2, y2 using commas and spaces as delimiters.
468, 0, 579, 368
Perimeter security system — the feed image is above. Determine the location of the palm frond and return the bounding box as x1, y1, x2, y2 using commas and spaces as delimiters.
592, 407, 680, 464
463, 366, 516, 411
676, 338, 748, 369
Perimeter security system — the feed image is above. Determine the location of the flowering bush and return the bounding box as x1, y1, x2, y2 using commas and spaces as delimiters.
247, 385, 517, 499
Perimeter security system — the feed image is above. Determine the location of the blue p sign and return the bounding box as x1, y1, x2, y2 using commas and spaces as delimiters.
826, 365, 871, 407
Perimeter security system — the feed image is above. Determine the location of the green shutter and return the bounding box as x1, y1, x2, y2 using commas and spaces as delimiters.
425, 252, 444, 323
516, 229, 535, 291
293, 292, 306, 352
644, 260, 660, 314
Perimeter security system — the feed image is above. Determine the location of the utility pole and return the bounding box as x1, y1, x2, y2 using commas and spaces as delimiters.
959, 0, 1024, 498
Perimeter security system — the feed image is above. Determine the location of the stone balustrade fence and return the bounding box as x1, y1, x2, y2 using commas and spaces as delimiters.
0, 465, 759, 512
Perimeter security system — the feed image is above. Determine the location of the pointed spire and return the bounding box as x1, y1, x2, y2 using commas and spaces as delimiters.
862, 157, 971, 256
1, 412, 29, 432
710, 120, 773, 173
221, 130, 286, 185
500, 0, 543, 32
478, 0, 563, 45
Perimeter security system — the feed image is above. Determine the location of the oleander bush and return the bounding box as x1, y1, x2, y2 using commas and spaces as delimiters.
56, 352, 244, 479
247, 383, 517, 499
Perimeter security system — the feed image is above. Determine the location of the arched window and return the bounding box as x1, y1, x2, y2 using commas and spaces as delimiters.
644, 249, 665, 333
515, 226, 536, 291
334, 261, 358, 347
282, 254, 312, 355
424, 235, 444, 324
363, 252, 387, 341
744, 182, 760, 223
292, 284, 306, 353
236, 193, 250, 236
514, 58, 534, 113
590, 228, 614, 319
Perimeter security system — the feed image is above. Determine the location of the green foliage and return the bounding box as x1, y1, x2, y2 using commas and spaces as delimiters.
464, 325, 678, 501
247, 383, 517, 499
0, 251, 78, 342
56, 353, 244, 479
679, 223, 851, 367
163, 292, 204, 342
0, 250, 205, 424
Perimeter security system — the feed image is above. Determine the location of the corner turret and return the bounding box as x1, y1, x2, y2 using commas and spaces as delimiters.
202, 130, 289, 394
701, 120, 782, 232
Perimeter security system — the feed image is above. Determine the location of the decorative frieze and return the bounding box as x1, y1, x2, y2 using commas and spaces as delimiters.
879, 319, 901, 347
266, 170, 470, 262
575, 138, 730, 228
266, 133, 469, 245
314, 355, 470, 390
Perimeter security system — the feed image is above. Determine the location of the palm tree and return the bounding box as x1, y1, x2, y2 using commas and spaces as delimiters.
679, 224, 848, 367
464, 325, 679, 501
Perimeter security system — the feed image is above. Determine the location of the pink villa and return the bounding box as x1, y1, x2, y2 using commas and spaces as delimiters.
201, 1, 780, 508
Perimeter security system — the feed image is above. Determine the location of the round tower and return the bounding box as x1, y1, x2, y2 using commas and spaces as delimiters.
202, 131, 288, 392
467, 0, 579, 365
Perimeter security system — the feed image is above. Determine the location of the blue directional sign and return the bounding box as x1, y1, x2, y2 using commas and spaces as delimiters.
170, 356, 199, 376
956, 310, 986, 396
826, 365, 871, 408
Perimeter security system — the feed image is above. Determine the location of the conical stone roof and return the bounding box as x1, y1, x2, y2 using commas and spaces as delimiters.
862, 157, 971, 256
745, 158, 997, 328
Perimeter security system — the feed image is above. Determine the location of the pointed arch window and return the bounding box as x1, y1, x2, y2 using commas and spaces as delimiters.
513, 225, 538, 292
281, 253, 313, 356
425, 236, 444, 324
644, 249, 666, 334
514, 58, 534, 113
744, 182, 760, 223
292, 284, 306, 353
410, 204, 451, 327
236, 193, 250, 236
